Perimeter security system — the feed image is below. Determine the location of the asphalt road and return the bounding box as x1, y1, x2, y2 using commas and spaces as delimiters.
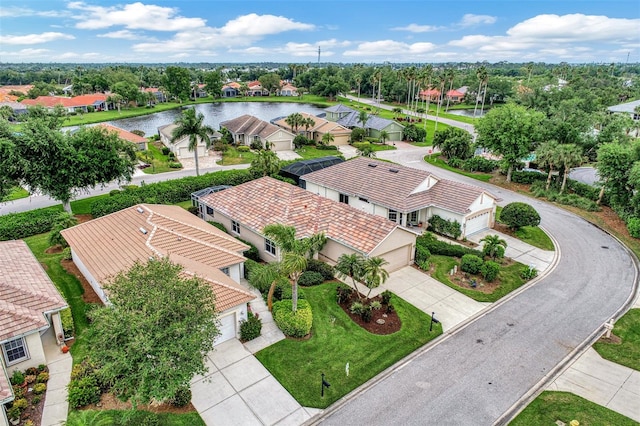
312, 147, 638, 425
569, 166, 600, 186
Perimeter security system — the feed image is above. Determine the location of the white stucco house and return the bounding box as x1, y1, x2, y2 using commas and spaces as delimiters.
220, 114, 296, 151
61, 204, 256, 345
158, 123, 220, 160
301, 157, 499, 238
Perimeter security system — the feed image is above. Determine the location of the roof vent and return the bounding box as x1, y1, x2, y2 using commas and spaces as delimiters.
368, 163, 378, 168
139, 227, 148, 235
389, 168, 399, 173
136, 207, 144, 213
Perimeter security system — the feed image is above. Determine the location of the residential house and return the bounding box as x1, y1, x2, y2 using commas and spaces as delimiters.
196, 177, 417, 272
607, 99, 640, 137
301, 157, 498, 238
0, 102, 27, 120
0, 240, 68, 412
158, 123, 219, 159
247, 81, 267, 96
95, 123, 148, 150
142, 87, 166, 103
272, 112, 352, 145
220, 114, 295, 151
21, 94, 108, 113
278, 83, 298, 97
279, 156, 344, 186
418, 89, 441, 102
446, 89, 466, 104
324, 105, 404, 141
60, 204, 256, 344
222, 82, 241, 98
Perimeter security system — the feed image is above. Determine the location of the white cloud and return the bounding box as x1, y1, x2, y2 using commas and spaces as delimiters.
219, 13, 315, 37
0, 32, 75, 45
68, 1, 206, 31
507, 14, 640, 42
392, 23, 441, 33
0, 7, 67, 18
97, 30, 142, 40
344, 40, 436, 57
460, 14, 497, 26
0, 48, 51, 57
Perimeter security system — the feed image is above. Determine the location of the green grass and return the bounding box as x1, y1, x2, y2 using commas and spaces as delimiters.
424, 154, 493, 182
256, 282, 441, 408
3, 186, 30, 201
65, 409, 205, 425
495, 206, 555, 251
510, 391, 639, 426
429, 254, 529, 302
218, 147, 257, 165
140, 142, 174, 174
295, 146, 343, 160
174, 200, 193, 209
593, 308, 640, 371
218, 94, 332, 108
23, 233, 92, 363
70, 194, 110, 215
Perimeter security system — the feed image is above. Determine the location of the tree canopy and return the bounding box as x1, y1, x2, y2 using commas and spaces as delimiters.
433, 127, 473, 160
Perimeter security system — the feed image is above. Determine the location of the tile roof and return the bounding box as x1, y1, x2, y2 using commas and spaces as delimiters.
324, 104, 356, 113
21, 94, 107, 109
272, 112, 351, 136
301, 157, 497, 214
0, 240, 68, 342
200, 177, 400, 255
335, 111, 401, 131
0, 366, 11, 404
61, 204, 254, 312
608, 99, 640, 114
95, 123, 147, 143
220, 114, 283, 139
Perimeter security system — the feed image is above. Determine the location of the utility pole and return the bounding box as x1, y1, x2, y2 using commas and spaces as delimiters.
318, 46, 321, 64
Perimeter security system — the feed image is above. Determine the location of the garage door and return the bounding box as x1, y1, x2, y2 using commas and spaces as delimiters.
178, 147, 191, 159
378, 245, 411, 273
214, 312, 236, 345
465, 211, 490, 236
271, 140, 292, 151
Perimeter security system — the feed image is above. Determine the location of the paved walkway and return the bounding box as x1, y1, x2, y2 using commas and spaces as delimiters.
41, 328, 72, 426
275, 150, 302, 161
337, 145, 358, 159
242, 286, 286, 354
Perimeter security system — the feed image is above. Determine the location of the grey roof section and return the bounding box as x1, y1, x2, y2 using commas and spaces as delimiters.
192, 185, 232, 200
336, 111, 402, 131
325, 104, 357, 113
607, 99, 640, 114
0, 101, 28, 112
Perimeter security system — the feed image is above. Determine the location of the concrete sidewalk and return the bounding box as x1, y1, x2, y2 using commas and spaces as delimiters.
41, 328, 73, 426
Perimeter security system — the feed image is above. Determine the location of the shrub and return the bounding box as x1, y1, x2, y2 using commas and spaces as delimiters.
31, 395, 41, 405
208, 221, 227, 233
237, 145, 251, 152
415, 245, 431, 264
460, 254, 484, 275
170, 386, 192, 407
416, 232, 483, 258
10, 370, 25, 386
61, 307, 74, 339
350, 301, 365, 315
272, 299, 313, 338
67, 375, 102, 409
521, 265, 538, 280
167, 152, 175, 160
12, 398, 28, 410
298, 271, 324, 286
37, 364, 47, 373
239, 311, 262, 341
361, 304, 372, 322
500, 202, 541, 230
462, 156, 499, 173
12, 384, 24, 399
62, 246, 72, 260
70, 358, 99, 381
481, 261, 500, 282
7, 406, 21, 421
25, 374, 36, 384
418, 260, 430, 271
370, 300, 382, 310
36, 372, 49, 383
381, 290, 392, 305
168, 162, 182, 168
250, 139, 264, 150
161, 146, 170, 155
336, 284, 353, 304
627, 217, 640, 238
386, 303, 395, 314
237, 237, 260, 262
306, 259, 335, 281
33, 383, 47, 395
427, 215, 462, 239
316, 144, 338, 150
350, 128, 366, 143
0, 208, 61, 241
511, 170, 547, 184
109, 189, 121, 196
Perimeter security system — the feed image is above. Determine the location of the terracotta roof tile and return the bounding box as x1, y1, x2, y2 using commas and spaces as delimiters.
0, 240, 68, 342
0, 366, 11, 404
61, 205, 254, 311
95, 123, 147, 143
200, 177, 399, 255
301, 157, 497, 214
220, 114, 283, 139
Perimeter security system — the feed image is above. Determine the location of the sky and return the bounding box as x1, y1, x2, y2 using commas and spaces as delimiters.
1, 0, 639, 64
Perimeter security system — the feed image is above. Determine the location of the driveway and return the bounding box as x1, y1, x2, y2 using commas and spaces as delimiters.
276, 150, 302, 161
191, 339, 318, 425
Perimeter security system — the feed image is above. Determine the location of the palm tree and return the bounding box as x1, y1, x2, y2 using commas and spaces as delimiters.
536, 141, 561, 191
321, 132, 335, 146
107, 93, 123, 113
355, 74, 362, 102
285, 112, 304, 134
419, 65, 434, 129
170, 108, 215, 176
392, 107, 402, 119
356, 145, 376, 158
525, 62, 534, 84
335, 253, 365, 300
250, 149, 280, 177
434, 72, 446, 132
444, 68, 455, 112
249, 262, 281, 312
263, 224, 327, 312
473, 66, 487, 118
358, 110, 369, 133
558, 143, 583, 193
362, 256, 389, 298
479, 70, 490, 115
302, 116, 315, 138
480, 234, 507, 260
379, 130, 389, 145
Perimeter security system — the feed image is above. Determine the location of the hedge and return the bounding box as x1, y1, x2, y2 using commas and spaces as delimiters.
427, 215, 462, 239
306, 259, 335, 281
511, 170, 547, 184
272, 299, 313, 337
416, 232, 483, 258
90, 169, 253, 217
298, 271, 325, 286
0, 206, 62, 241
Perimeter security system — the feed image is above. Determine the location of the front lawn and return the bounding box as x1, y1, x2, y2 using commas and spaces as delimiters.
424, 154, 493, 182
429, 254, 528, 303
256, 282, 440, 408
139, 142, 175, 174
4, 186, 30, 201
511, 391, 638, 426
496, 206, 555, 251
218, 147, 257, 165
593, 308, 640, 371
295, 146, 343, 160
65, 409, 205, 426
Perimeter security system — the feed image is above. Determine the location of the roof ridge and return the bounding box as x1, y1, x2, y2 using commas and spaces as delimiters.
181, 270, 256, 298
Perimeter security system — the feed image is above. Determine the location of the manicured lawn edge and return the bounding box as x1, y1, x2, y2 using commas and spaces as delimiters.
593, 308, 640, 371
495, 206, 555, 251
65, 409, 205, 425
424, 154, 493, 182
256, 283, 441, 408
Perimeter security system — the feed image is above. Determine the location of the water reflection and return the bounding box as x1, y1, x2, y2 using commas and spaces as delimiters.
100, 102, 326, 137
446, 109, 486, 118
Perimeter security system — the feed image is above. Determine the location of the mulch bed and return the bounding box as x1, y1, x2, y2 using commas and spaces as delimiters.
60, 259, 103, 305
337, 290, 401, 334
422, 257, 516, 294
82, 392, 197, 414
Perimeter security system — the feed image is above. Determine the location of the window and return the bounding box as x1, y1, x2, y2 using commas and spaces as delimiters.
231, 220, 240, 234
339, 193, 349, 204
3, 337, 29, 365
409, 211, 419, 223
265, 238, 276, 256
388, 210, 398, 222
206, 206, 214, 216
220, 267, 230, 276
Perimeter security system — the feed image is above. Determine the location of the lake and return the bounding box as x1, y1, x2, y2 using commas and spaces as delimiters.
446, 109, 486, 118
101, 102, 326, 137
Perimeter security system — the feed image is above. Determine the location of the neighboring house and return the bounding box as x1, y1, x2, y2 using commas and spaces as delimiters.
222, 82, 240, 98
21, 94, 108, 112
324, 105, 404, 141
279, 156, 344, 186
94, 123, 148, 150
446, 89, 466, 103
142, 87, 166, 103
157, 123, 219, 159
220, 114, 296, 151
247, 81, 267, 96
419, 89, 441, 101
278, 83, 298, 97
0, 101, 27, 119
607, 99, 640, 120
60, 204, 256, 345
0, 240, 68, 409
272, 112, 352, 146
197, 177, 417, 272
301, 157, 499, 238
